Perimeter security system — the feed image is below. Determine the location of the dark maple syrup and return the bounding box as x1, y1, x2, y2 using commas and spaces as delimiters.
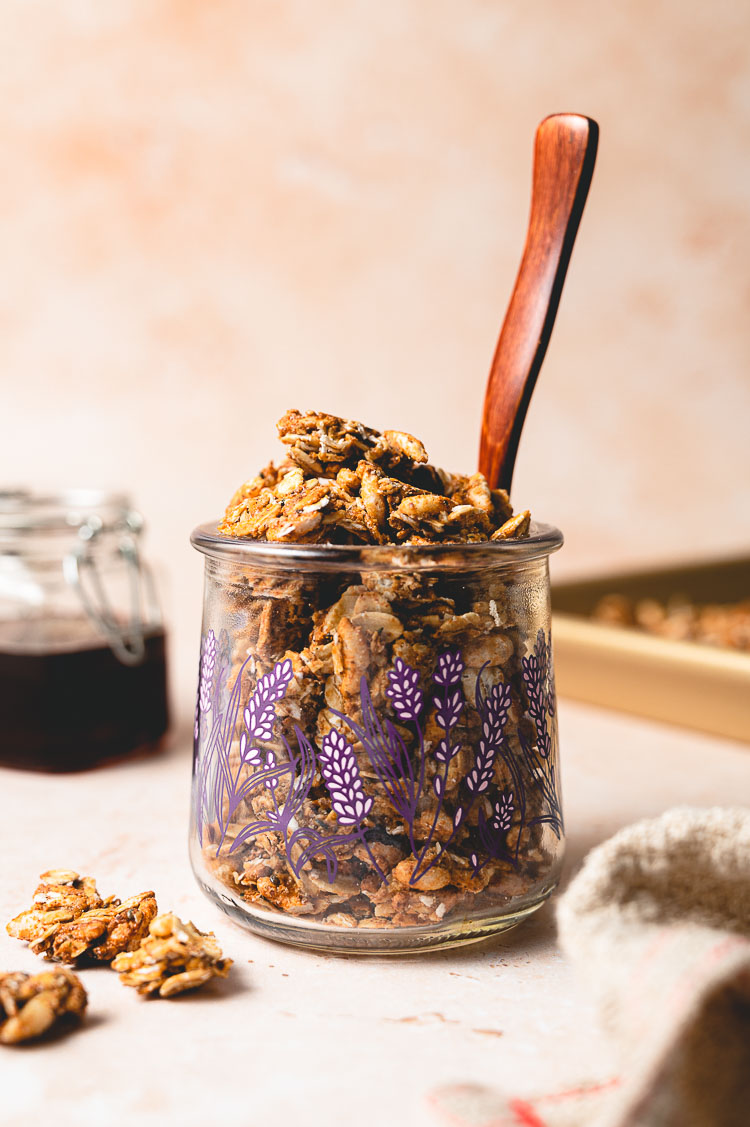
0, 620, 169, 772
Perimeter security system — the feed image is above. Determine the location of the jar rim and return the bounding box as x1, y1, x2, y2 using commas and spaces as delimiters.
0, 489, 137, 536
190, 519, 563, 571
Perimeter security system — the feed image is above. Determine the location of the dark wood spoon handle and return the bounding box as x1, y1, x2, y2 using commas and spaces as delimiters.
478, 114, 599, 492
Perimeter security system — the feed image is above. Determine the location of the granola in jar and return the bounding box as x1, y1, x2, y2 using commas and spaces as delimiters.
191, 412, 563, 951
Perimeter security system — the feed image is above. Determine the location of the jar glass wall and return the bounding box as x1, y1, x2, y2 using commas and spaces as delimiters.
189, 524, 564, 953
0, 489, 169, 771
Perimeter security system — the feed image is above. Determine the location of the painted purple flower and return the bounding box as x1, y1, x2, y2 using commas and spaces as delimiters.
244, 658, 295, 742
318, 729, 374, 826
434, 688, 463, 732
198, 630, 217, 715
227, 658, 297, 771
434, 736, 461, 764
430, 650, 464, 762
264, 749, 280, 789
386, 658, 424, 723
239, 731, 262, 767
465, 681, 511, 795
522, 652, 543, 698
433, 649, 464, 687
485, 680, 512, 734
491, 790, 514, 832
522, 639, 551, 759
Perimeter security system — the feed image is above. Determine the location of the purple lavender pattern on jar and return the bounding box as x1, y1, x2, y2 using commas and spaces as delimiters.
518, 630, 562, 835
193, 630, 563, 893
194, 629, 217, 739
317, 729, 385, 881
385, 658, 424, 723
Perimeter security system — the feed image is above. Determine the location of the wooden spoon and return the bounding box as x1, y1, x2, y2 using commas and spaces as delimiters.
478, 113, 599, 493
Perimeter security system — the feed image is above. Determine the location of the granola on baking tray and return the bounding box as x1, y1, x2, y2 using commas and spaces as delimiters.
6, 870, 157, 963
195, 411, 562, 935
0, 968, 87, 1044
593, 593, 750, 651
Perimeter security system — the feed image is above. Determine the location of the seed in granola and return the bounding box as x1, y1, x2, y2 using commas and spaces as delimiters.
112, 913, 232, 998
0, 968, 87, 1044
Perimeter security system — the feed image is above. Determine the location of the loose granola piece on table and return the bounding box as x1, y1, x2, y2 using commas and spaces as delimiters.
112, 914, 232, 998
0, 968, 87, 1044
52, 892, 159, 964
7, 871, 157, 963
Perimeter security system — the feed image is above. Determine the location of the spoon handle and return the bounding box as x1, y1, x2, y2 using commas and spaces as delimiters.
478, 114, 599, 492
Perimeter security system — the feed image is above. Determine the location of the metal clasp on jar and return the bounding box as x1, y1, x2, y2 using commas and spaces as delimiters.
63, 510, 160, 666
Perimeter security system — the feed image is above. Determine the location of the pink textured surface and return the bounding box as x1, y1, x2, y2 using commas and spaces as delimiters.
2, 4, 748, 702
1, 13, 748, 1122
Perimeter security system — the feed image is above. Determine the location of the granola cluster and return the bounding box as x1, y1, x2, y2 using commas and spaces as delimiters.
0, 969, 87, 1043
198, 411, 561, 935
113, 914, 232, 997
594, 593, 750, 651
6, 870, 157, 963
218, 410, 529, 544
4, 871, 232, 1043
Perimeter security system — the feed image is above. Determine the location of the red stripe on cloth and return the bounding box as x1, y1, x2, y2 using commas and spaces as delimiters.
532, 1077, 621, 1105
668, 934, 750, 1014
507, 1099, 547, 1127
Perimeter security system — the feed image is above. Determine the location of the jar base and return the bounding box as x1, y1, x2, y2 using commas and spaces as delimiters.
194, 872, 557, 955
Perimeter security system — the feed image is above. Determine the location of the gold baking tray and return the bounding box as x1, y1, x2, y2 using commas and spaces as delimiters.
551, 556, 750, 743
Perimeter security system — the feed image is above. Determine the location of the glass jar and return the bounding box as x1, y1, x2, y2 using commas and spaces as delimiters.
189, 522, 564, 953
0, 489, 169, 771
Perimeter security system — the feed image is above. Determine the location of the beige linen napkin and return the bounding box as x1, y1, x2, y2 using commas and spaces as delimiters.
428, 807, 750, 1127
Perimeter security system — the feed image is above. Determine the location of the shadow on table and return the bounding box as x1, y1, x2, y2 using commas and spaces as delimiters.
170, 967, 252, 1003
9, 1009, 109, 1050
393, 820, 623, 967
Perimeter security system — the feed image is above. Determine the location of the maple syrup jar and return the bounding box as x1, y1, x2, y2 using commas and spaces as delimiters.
190, 524, 565, 952
0, 490, 169, 771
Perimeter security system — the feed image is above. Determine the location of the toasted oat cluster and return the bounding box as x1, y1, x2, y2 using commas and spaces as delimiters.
112, 913, 232, 997
0, 968, 86, 1044
6, 870, 157, 963
218, 409, 529, 544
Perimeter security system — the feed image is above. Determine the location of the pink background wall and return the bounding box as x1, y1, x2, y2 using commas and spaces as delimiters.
2, 2, 749, 705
